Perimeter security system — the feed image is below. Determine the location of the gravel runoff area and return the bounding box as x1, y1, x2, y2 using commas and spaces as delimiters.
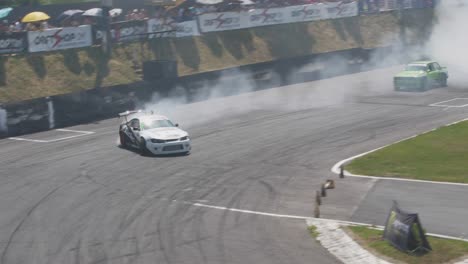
306, 218, 468, 264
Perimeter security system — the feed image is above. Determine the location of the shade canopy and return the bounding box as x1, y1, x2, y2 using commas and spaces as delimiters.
21, 11, 50, 23
0, 7, 13, 20
196, 0, 224, 5
82, 8, 103, 17
109, 8, 123, 17
56, 9, 84, 23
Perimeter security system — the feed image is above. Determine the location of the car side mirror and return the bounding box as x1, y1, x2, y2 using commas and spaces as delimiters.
175, 123, 179, 127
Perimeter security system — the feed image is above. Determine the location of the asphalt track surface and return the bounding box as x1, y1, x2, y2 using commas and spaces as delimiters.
1, 66, 468, 264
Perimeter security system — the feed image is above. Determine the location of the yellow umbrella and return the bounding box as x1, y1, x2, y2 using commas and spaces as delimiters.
21, 11, 50, 23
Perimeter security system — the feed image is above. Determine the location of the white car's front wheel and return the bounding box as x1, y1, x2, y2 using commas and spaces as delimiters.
139, 138, 151, 156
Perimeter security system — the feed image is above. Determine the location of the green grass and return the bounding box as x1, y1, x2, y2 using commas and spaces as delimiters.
347, 121, 468, 183
348, 226, 468, 264
308, 225, 320, 239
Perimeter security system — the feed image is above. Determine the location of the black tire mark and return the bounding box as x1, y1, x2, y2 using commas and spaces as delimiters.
1, 174, 82, 264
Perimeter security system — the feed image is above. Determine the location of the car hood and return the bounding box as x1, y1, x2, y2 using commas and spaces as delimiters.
140, 127, 188, 140
394, 71, 427, 78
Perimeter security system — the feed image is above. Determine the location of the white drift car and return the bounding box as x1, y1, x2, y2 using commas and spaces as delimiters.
119, 110, 191, 155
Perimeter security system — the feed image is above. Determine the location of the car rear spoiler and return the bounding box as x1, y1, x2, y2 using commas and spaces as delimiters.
119, 110, 142, 117
118, 110, 155, 122
119, 110, 142, 122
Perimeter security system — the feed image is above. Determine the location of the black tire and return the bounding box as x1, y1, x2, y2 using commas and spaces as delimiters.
119, 132, 126, 147
139, 138, 151, 156
440, 77, 448, 87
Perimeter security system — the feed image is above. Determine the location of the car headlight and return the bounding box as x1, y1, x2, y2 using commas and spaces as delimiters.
180, 136, 189, 141
150, 139, 165, 143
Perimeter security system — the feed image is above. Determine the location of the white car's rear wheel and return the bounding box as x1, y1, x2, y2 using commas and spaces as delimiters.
119, 132, 126, 147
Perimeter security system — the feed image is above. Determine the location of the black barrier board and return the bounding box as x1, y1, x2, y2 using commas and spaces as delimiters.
111, 20, 147, 43
51, 84, 151, 127
5, 97, 50, 136
383, 201, 431, 253
0, 32, 27, 54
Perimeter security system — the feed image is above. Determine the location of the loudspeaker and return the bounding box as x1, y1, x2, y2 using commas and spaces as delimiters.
143, 60, 178, 81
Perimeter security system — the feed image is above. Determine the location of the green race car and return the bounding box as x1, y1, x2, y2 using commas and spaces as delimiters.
394, 61, 448, 91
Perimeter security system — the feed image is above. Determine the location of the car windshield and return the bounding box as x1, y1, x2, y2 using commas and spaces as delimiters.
140, 119, 175, 130
406, 65, 427, 71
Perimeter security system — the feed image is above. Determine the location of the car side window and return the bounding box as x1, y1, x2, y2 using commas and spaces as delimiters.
428, 63, 435, 72
434, 63, 441, 70
129, 119, 140, 130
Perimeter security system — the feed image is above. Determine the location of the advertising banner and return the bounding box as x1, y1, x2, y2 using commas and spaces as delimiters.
324, 1, 359, 19
111, 20, 147, 43
380, 0, 416, 11
28, 25, 92, 53
198, 1, 358, 33
174, 20, 200, 37
383, 201, 431, 252
198, 12, 244, 33
147, 18, 176, 38
287, 3, 327, 23
147, 19, 200, 38
247, 7, 287, 27
0, 32, 26, 54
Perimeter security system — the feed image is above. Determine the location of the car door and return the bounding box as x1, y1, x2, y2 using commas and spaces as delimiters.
432, 62, 445, 81
127, 118, 141, 144
426, 63, 439, 85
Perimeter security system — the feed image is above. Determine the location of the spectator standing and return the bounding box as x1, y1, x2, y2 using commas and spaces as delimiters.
14, 21, 22, 31
177, 7, 184, 21
71, 19, 80, 26
131, 9, 138, 20
139, 9, 148, 19
125, 10, 132, 21
25, 22, 37, 31
0, 20, 8, 32
40, 21, 49, 30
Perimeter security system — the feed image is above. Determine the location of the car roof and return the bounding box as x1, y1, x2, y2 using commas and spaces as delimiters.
409, 61, 437, 65
121, 112, 169, 124
138, 115, 169, 122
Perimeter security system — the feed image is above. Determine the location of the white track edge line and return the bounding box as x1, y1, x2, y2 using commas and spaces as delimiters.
56, 129, 95, 134
8, 137, 48, 143
46, 133, 95, 142
186, 201, 468, 242
7, 129, 95, 143
430, 97, 468, 105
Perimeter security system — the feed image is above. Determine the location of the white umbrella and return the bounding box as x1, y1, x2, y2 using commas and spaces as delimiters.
109, 8, 122, 18
196, 0, 224, 4
240, 0, 254, 5
83, 8, 103, 17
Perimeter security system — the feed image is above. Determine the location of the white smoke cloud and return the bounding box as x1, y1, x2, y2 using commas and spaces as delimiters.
425, 0, 468, 88
140, 3, 465, 128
